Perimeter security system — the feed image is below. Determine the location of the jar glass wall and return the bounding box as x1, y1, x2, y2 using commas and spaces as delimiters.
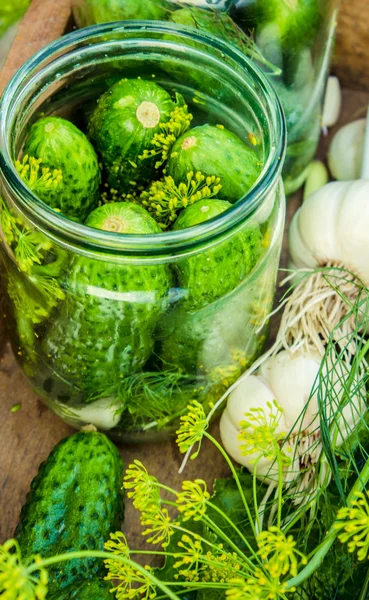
0, 23, 285, 442
71, 0, 338, 194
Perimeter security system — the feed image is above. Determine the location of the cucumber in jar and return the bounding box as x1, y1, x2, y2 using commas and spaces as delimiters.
42, 203, 171, 402
72, 0, 170, 28
167, 124, 262, 203
23, 117, 100, 221
88, 78, 191, 194
173, 199, 263, 310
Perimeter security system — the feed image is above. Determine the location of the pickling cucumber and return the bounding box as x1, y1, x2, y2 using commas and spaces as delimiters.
42, 203, 171, 401
72, 0, 169, 28
167, 125, 262, 203
16, 431, 124, 594
23, 117, 100, 221
88, 78, 182, 193
173, 199, 263, 309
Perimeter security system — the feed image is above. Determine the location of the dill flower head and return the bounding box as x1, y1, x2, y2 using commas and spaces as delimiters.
104, 560, 156, 600
176, 400, 208, 460
238, 400, 290, 465
226, 571, 294, 600
0, 539, 48, 600
173, 534, 203, 582
138, 171, 222, 229
104, 531, 130, 558
140, 505, 173, 548
123, 460, 161, 511
257, 526, 307, 578
176, 479, 210, 521
139, 102, 193, 168
335, 490, 369, 561
15, 155, 62, 196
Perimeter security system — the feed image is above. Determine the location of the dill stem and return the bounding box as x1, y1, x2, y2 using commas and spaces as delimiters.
27, 550, 180, 600
253, 460, 261, 533
276, 446, 283, 529
204, 431, 258, 539
201, 511, 257, 570
286, 455, 369, 588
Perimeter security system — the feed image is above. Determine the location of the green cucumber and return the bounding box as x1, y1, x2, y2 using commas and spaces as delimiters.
167, 125, 262, 203
173, 199, 262, 310
88, 79, 180, 193
48, 578, 113, 600
232, 0, 321, 51
72, 0, 169, 28
42, 203, 171, 401
24, 117, 100, 221
16, 431, 124, 594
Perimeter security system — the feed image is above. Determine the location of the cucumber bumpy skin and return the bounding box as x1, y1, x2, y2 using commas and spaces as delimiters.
173, 199, 263, 310
15, 431, 124, 594
42, 203, 171, 401
88, 78, 177, 193
72, 0, 168, 27
48, 578, 113, 600
23, 117, 100, 221
167, 125, 262, 203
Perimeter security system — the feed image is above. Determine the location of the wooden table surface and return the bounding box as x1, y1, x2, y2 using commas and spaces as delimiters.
1, 0, 369, 551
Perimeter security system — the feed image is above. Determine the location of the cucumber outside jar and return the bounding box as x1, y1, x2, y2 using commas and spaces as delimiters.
0, 23, 285, 442
71, 0, 337, 195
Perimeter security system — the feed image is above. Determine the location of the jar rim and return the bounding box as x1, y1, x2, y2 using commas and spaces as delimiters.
0, 21, 286, 256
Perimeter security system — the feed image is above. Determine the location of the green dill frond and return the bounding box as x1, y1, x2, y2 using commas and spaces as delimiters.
15, 154, 62, 196
138, 171, 222, 229
139, 101, 193, 169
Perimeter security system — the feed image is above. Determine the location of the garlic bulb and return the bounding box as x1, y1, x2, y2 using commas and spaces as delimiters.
321, 76, 342, 129
289, 180, 369, 285
328, 119, 366, 181
54, 397, 121, 431
220, 349, 365, 494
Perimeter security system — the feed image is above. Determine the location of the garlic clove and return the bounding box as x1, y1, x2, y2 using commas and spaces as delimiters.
322, 76, 342, 129
334, 180, 369, 284
259, 350, 321, 431
219, 407, 280, 479
328, 118, 366, 181
303, 160, 329, 202
289, 181, 349, 269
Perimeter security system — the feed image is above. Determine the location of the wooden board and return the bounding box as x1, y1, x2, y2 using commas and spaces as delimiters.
0, 0, 369, 551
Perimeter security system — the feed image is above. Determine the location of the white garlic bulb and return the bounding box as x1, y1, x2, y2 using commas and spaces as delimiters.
289, 180, 369, 285
328, 119, 366, 181
220, 349, 365, 491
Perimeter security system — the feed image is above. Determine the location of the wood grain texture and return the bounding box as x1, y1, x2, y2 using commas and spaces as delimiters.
334, 0, 369, 91
0, 0, 72, 94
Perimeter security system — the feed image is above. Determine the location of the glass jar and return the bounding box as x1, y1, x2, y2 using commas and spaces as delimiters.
0, 22, 285, 442
71, 0, 337, 194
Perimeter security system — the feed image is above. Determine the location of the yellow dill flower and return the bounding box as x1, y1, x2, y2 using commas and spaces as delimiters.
176, 400, 208, 460
257, 526, 307, 578
140, 505, 173, 548
201, 547, 242, 584
139, 104, 193, 168
0, 539, 48, 600
176, 479, 210, 521
238, 400, 290, 465
173, 534, 203, 581
104, 531, 130, 558
138, 170, 222, 229
15, 155, 63, 196
123, 460, 161, 511
335, 491, 369, 561
226, 571, 294, 600
104, 560, 156, 600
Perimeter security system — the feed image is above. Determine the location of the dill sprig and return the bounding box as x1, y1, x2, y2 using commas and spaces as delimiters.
139, 99, 193, 169
0, 539, 48, 600
138, 170, 222, 229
